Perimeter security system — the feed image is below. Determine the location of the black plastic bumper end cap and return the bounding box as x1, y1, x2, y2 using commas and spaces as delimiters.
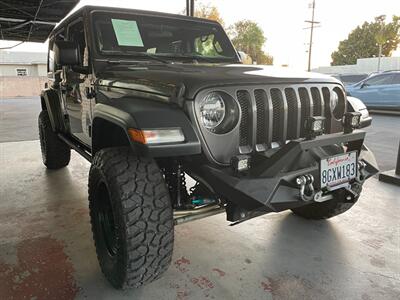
379, 170, 400, 186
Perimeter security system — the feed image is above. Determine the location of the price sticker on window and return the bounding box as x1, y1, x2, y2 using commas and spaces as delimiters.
111, 19, 144, 47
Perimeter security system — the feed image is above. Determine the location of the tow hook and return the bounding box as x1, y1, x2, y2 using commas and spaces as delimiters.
356, 161, 367, 184
296, 175, 333, 202
296, 174, 316, 201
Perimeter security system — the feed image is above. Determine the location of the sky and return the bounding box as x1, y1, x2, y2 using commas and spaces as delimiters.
0, 0, 399, 70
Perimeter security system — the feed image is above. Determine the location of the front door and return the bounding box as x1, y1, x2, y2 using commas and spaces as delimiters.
64, 19, 92, 147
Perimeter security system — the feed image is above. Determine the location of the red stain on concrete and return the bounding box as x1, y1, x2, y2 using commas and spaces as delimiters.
177, 289, 189, 300
174, 256, 191, 273
170, 283, 189, 300
0, 236, 78, 300
212, 268, 226, 277
261, 278, 273, 292
191, 276, 214, 289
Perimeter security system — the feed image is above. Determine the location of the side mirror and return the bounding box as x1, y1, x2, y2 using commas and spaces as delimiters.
54, 40, 80, 67
360, 82, 369, 89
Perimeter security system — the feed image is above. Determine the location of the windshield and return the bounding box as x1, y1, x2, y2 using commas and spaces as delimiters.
92, 12, 238, 62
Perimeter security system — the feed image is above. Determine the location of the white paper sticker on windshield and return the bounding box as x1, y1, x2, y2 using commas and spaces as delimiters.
111, 19, 144, 47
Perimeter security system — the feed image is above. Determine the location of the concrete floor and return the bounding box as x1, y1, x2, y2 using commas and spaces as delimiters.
0, 140, 399, 299
0, 97, 41, 143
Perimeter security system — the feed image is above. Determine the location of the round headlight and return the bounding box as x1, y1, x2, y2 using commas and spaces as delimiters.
330, 90, 339, 111
199, 91, 239, 134
331, 87, 346, 120
200, 92, 226, 129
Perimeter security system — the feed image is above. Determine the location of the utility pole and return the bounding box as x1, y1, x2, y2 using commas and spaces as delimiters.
186, 0, 195, 17
376, 16, 386, 72
305, 0, 320, 71
377, 44, 382, 71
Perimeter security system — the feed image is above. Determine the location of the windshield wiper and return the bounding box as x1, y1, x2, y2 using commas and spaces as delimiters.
180, 54, 215, 63
101, 50, 171, 64
177, 54, 238, 63
127, 52, 172, 64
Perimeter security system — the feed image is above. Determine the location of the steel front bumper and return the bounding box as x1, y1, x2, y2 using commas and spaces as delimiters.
197, 130, 379, 222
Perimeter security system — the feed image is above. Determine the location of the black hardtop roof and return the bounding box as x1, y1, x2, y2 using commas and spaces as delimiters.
52, 5, 220, 33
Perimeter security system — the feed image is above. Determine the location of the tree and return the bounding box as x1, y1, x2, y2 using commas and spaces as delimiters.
194, 3, 225, 27
181, 3, 273, 64
229, 20, 273, 65
331, 15, 400, 66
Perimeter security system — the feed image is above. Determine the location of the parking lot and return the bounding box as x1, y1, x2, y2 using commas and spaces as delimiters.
0, 97, 399, 299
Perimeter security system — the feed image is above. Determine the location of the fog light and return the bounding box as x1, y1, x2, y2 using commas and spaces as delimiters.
231, 155, 251, 173
304, 116, 325, 139
342, 112, 361, 133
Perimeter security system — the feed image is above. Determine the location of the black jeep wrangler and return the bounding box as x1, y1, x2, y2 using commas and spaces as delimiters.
39, 6, 378, 289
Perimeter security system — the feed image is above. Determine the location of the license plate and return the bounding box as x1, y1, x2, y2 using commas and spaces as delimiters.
320, 151, 357, 190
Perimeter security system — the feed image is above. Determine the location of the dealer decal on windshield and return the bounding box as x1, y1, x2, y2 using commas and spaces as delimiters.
111, 19, 144, 47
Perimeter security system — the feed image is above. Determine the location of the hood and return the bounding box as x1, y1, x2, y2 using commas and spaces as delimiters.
97, 63, 340, 99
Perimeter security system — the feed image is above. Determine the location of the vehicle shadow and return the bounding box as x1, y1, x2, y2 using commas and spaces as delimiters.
253, 212, 349, 299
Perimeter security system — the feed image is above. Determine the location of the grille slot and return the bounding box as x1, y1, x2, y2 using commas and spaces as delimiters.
285, 88, 299, 140
322, 87, 331, 116
270, 88, 285, 142
237, 90, 252, 147
298, 87, 312, 136
254, 89, 268, 145
311, 87, 323, 116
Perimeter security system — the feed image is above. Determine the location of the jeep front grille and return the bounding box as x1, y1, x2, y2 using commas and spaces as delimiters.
236, 85, 336, 153
236, 90, 251, 148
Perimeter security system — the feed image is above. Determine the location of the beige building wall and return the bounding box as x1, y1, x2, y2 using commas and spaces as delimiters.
0, 63, 48, 98
37, 64, 48, 76
0, 63, 48, 76
0, 76, 47, 98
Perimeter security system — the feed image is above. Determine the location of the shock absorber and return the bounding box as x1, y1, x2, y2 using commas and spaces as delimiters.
162, 161, 189, 209
176, 164, 187, 209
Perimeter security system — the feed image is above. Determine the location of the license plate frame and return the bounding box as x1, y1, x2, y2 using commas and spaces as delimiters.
320, 151, 357, 191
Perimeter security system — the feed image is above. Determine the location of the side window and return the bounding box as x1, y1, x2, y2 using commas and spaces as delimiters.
68, 20, 88, 68
194, 34, 223, 57
365, 74, 393, 86
392, 74, 400, 84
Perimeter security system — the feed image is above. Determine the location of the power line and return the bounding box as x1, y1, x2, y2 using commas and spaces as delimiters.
0, 41, 24, 50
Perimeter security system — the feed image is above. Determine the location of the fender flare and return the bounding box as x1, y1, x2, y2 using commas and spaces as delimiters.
92, 104, 138, 155
92, 103, 201, 157
41, 88, 66, 132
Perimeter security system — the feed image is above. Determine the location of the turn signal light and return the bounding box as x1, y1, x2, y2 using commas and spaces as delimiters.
128, 128, 185, 144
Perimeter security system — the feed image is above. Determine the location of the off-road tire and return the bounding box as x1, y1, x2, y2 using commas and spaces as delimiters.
38, 110, 70, 169
291, 186, 362, 220
88, 147, 174, 289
